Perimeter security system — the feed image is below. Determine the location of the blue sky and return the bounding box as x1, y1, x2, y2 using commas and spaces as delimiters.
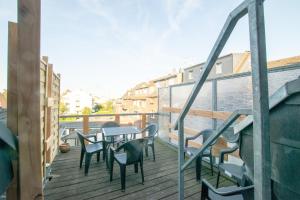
0, 0, 300, 98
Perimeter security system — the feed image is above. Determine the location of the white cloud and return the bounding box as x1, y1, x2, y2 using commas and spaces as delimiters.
163, 0, 203, 38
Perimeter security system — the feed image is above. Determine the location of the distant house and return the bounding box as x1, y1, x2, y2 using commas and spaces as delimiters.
183, 51, 251, 82
183, 52, 300, 83
0, 91, 7, 108
61, 89, 93, 114
115, 70, 183, 113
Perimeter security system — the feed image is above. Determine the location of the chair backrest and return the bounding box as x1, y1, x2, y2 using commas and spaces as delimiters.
222, 127, 239, 143
101, 121, 120, 141
238, 127, 254, 186
101, 121, 120, 128
123, 138, 144, 165
76, 131, 87, 151
144, 123, 158, 138
201, 129, 214, 143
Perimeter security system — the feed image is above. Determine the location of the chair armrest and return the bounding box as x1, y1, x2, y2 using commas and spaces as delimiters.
86, 134, 97, 141
110, 143, 126, 153
185, 131, 204, 147
219, 145, 238, 163
90, 140, 105, 144
110, 146, 117, 152
202, 179, 254, 196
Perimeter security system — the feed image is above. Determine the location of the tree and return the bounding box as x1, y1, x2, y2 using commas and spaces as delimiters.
59, 101, 69, 114
104, 100, 113, 111
93, 104, 103, 112
82, 107, 92, 115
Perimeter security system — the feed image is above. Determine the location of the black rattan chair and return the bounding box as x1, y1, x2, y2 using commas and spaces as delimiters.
76, 131, 106, 175
110, 138, 145, 191
185, 129, 214, 181
142, 123, 158, 161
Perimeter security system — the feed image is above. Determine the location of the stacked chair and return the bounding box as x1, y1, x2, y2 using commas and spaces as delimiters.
185, 129, 215, 181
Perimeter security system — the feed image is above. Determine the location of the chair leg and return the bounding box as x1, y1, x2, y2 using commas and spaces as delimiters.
145, 146, 149, 157
140, 161, 144, 184
201, 181, 209, 200
103, 149, 106, 161
134, 163, 138, 173
106, 145, 110, 169
110, 158, 114, 182
216, 171, 220, 188
97, 152, 100, 162
80, 149, 85, 168
209, 154, 213, 176
84, 154, 92, 175
196, 156, 202, 181
120, 165, 126, 191
151, 144, 155, 161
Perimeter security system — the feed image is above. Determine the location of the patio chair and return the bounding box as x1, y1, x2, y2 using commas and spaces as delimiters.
216, 127, 241, 188
110, 138, 145, 191
200, 122, 254, 200
142, 123, 158, 161
185, 129, 214, 181
101, 121, 122, 168
101, 121, 123, 146
76, 131, 106, 175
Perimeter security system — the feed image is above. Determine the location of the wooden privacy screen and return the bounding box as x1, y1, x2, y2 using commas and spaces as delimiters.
40, 57, 60, 174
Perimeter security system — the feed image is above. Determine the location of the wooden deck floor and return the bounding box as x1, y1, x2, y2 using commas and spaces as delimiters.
45, 141, 234, 200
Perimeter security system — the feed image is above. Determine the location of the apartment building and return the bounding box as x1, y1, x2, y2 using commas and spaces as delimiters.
115, 71, 183, 113
183, 52, 300, 83
61, 89, 93, 114
183, 51, 251, 82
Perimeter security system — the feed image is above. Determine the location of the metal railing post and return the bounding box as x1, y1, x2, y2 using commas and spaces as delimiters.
248, 0, 271, 199
212, 79, 218, 130
178, 118, 184, 200
169, 86, 172, 132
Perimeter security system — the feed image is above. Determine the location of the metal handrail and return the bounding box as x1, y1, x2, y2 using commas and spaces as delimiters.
174, 0, 269, 199
174, 0, 248, 130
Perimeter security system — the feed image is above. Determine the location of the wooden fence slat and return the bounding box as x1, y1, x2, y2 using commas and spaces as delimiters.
6, 21, 19, 200
168, 132, 237, 159
18, 0, 43, 199
163, 107, 241, 121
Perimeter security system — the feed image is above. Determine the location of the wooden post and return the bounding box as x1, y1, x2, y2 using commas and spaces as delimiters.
18, 0, 43, 199
6, 21, 19, 200
83, 115, 89, 134
57, 74, 61, 148
115, 114, 120, 124
141, 114, 146, 137
45, 64, 53, 139
45, 64, 53, 163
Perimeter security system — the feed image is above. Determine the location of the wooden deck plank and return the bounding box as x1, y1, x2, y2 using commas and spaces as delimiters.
45, 141, 234, 199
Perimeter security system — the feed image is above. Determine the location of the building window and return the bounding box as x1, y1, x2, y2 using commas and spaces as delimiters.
216, 62, 223, 74
188, 70, 193, 80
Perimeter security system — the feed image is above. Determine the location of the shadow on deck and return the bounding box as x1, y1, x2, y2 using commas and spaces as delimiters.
44, 141, 233, 200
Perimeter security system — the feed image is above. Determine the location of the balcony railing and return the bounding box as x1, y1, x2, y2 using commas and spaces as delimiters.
59, 112, 159, 145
